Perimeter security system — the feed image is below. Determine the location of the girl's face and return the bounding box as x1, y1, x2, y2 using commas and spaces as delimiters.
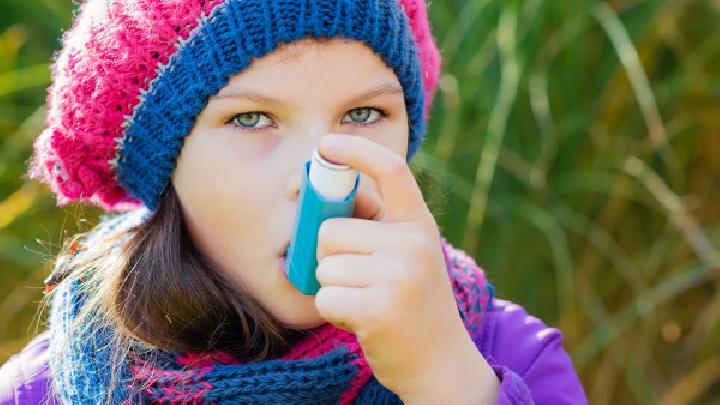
172, 39, 409, 330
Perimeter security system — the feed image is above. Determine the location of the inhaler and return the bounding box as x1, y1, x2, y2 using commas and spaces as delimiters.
285, 148, 360, 295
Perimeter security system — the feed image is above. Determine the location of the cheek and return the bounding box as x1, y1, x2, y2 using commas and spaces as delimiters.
391, 129, 409, 158
172, 143, 281, 292
172, 133, 279, 240
175, 133, 268, 198
356, 119, 409, 158
230, 134, 282, 159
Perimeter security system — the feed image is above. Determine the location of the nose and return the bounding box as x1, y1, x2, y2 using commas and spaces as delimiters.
284, 126, 328, 201
286, 168, 302, 200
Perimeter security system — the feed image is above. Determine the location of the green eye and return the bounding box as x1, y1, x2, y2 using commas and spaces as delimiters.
349, 108, 371, 122
230, 112, 273, 129
343, 107, 384, 125
234, 112, 259, 127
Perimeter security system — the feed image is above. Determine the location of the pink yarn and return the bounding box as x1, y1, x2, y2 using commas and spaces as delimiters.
29, 0, 441, 212
29, 0, 225, 211
398, 0, 442, 120
157, 239, 488, 404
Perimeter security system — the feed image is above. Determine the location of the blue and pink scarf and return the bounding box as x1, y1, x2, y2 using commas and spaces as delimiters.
46, 211, 493, 404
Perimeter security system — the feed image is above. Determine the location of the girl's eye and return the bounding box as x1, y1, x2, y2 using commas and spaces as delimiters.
229, 112, 274, 130
342, 107, 386, 126
226, 107, 388, 133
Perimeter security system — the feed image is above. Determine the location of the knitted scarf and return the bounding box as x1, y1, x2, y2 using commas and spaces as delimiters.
46, 210, 494, 404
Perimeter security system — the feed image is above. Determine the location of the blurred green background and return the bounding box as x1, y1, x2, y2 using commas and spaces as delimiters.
1, 0, 718, 403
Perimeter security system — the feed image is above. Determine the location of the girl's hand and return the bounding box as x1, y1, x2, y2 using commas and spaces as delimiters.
314, 134, 499, 404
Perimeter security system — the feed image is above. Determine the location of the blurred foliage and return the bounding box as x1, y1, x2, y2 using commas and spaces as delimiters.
1, 0, 719, 403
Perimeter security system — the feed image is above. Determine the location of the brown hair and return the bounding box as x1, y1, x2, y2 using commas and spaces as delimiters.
42, 152, 438, 403
44, 183, 307, 403
108, 183, 305, 359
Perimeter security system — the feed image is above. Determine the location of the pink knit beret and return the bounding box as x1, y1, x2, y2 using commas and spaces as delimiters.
28, 0, 441, 212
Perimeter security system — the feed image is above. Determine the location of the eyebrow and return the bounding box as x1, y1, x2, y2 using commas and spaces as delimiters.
209, 83, 404, 106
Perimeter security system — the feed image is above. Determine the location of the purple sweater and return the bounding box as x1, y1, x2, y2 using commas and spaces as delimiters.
0, 298, 587, 404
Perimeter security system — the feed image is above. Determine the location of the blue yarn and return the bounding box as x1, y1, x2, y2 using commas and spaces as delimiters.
117, 0, 425, 212
46, 209, 404, 404
486, 282, 496, 310
47, 210, 151, 404
49, 277, 397, 403
356, 377, 403, 403
202, 348, 358, 403
46, 208, 495, 403
49, 278, 133, 404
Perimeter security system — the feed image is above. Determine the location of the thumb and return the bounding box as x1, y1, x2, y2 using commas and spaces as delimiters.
353, 177, 384, 221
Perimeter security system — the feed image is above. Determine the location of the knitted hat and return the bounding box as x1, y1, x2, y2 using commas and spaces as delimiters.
28, 0, 441, 212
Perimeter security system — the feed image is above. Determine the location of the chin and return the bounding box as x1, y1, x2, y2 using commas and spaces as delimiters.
272, 298, 327, 330
283, 317, 328, 330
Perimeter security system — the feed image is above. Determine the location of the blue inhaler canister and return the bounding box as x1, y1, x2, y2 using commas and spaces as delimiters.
285, 149, 360, 295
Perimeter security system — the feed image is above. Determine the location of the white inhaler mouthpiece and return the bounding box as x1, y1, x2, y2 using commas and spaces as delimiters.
285, 148, 360, 295
308, 148, 357, 199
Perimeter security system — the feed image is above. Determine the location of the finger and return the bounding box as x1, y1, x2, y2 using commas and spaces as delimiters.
316, 253, 380, 288
314, 286, 370, 332
353, 175, 384, 220
316, 217, 410, 260
319, 134, 429, 222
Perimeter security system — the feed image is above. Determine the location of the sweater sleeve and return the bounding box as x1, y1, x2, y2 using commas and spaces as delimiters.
478, 299, 588, 404
0, 330, 60, 405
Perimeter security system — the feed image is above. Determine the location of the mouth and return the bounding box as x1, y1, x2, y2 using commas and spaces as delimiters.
278, 241, 290, 276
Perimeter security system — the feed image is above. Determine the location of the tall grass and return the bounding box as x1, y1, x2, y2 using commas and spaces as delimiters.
1, 0, 719, 403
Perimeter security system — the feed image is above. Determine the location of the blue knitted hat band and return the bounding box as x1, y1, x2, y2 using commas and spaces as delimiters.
116, 0, 424, 211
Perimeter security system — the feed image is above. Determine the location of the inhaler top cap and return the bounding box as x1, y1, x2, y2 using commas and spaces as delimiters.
309, 149, 357, 200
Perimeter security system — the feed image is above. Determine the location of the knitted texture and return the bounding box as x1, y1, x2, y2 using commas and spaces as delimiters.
28, 0, 442, 212
46, 210, 493, 404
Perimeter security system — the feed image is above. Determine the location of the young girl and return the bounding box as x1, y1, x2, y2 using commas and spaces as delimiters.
0, 0, 587, 403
